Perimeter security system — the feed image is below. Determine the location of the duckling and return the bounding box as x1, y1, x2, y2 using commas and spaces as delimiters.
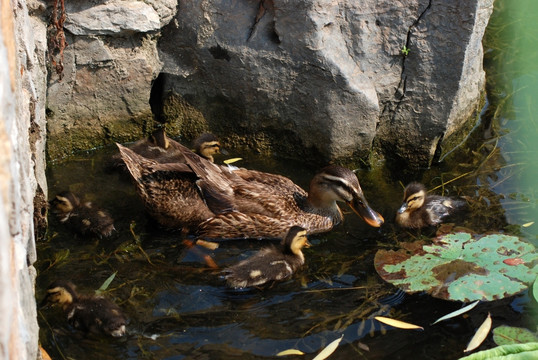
117, 140, 384, 239
50, 191, 115, 238
395, 182, 466, 229
40, 280, 127, 337
223, 226, 310, 288
192, 133, 223, 163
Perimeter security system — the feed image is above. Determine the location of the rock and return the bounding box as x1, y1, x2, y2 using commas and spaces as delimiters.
46, 31, 162, 158
45, 0, 493, 168
0, 0, 47, 358
157, 0, 493, 167
64, 1, 161, 36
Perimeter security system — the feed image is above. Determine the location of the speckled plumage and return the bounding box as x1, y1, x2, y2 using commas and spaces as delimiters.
396, 182, 466, 229
223, 226, 310, 288
118, 139, 383, 239
41, 280, 127, 337
50, 191, 115, 238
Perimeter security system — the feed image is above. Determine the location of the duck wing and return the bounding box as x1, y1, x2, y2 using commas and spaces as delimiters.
425, 195, 466, 224
117, 144, 215, 229
230, 168, 306, 198
166, 138, 240, 214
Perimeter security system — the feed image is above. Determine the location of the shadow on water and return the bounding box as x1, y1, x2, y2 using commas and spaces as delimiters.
37, 1, 537, 359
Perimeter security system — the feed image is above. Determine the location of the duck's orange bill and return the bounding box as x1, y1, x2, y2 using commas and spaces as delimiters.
348, 198, 384, 227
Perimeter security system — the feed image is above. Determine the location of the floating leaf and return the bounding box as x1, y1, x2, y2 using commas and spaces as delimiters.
432, 300, 479, 325
374, 232, 538, 301
277, 349, 305, 356
464, 313, 492, 353
374, 316, 424, 330
503, 258, 526, 266
522, 222, 534, 227
459, 342, 538, 360
223, 157, 243, 164
312, 335, 343, 360
96, 272, 117, 295
493, 325, 538, 346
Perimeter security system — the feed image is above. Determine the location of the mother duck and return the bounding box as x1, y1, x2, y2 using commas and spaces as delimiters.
117, 140, 383, 239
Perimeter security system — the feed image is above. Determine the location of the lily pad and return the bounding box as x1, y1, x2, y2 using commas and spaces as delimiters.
374, 233, 538, 301
493, 326, 538, 346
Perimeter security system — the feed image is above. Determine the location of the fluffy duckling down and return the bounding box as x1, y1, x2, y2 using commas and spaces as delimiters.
223, 226, 310, 288
50, 191, 115, 238
396, 182, 466, 229
41, 280, 127, 337
192, 133, 224, 163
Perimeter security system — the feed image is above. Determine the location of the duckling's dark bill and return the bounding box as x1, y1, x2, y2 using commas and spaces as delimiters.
348, 198, 384, 227
397, 203, 408, 214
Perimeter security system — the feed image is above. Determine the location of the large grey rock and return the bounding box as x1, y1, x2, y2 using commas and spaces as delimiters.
45, 0, 493, 168
158, 0, 493, 167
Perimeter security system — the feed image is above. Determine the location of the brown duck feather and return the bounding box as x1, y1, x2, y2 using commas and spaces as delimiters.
117, 139, 383, 239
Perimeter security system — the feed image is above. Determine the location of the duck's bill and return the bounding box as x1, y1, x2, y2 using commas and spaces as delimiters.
397, 203, 408, 214
348, 198, 384, 227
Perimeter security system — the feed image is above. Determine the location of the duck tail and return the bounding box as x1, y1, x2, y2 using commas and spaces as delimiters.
116, 143, 153, 182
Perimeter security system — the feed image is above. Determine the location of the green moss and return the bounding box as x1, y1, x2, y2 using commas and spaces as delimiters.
46, 111, 155, 161
161, 92, 210, 141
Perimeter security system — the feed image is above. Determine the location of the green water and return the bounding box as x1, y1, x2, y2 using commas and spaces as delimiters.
37, 1, 538, 359
485, 0, 538, 242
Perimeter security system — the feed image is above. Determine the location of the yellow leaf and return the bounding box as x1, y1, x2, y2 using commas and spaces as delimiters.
223, 157, 243, 164
464, 313, 492, 353
522, 222, 534, 227
276, 349, 305, 356
374, 316, 424, 330
312, 335, 343, 360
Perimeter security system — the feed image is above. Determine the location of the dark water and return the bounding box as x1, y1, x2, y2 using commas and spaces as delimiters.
37, 1, 537, 359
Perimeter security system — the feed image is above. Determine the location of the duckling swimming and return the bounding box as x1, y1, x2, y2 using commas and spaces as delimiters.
396, 182, 466, 229
41, 280, 127, 337
50, 191, 115, 238
223, 226, 310, 288
117, 140, 384, 239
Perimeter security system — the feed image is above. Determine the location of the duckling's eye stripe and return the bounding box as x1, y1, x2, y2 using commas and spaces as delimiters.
202, 141, 220, 148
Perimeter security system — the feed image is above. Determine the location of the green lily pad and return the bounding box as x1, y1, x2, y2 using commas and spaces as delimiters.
374, 233, 538, 301
493, 326, 538, 346
458, 342, 538, 360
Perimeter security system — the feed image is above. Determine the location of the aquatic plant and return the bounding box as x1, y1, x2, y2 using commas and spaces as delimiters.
374, 232, 537, 301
